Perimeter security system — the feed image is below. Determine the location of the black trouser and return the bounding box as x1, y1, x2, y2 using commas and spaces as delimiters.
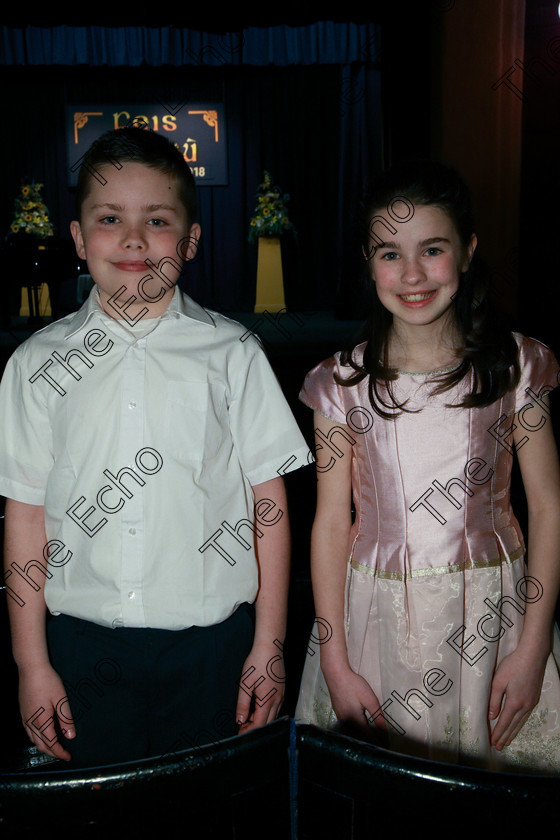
45, 603, 255, 768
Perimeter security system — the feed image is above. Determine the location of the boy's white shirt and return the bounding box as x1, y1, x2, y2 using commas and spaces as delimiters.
0, 285, 311, 630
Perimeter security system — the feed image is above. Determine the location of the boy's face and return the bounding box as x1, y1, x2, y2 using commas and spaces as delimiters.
70, 161, 200, 320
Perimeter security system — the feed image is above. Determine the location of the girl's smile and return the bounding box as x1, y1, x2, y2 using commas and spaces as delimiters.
397, 290, 439, 307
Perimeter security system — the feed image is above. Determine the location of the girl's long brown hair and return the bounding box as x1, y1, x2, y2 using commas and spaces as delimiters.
336, 160, 520, 419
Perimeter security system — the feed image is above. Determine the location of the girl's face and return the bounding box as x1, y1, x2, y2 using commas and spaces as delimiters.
366, 204, 477, 334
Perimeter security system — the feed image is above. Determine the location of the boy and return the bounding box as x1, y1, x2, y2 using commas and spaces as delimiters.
0, 127, 311, 767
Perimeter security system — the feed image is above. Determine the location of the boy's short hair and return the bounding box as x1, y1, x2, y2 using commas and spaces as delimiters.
75, 126, 197, 225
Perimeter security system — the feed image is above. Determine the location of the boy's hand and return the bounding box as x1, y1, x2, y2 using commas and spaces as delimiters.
235, 640, 285, 734
18, 663, 76, 761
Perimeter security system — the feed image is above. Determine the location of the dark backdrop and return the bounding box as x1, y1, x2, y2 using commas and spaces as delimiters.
0, 18, 434, 316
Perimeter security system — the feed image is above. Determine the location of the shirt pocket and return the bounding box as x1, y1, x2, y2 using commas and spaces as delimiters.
164, 380, 226, 463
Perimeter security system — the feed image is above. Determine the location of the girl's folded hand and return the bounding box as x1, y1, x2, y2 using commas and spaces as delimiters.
488, 644, 549, 750
324, 665, 386, 733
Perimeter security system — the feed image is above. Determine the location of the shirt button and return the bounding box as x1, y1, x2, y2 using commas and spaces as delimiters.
129, 527, 136, 535
129, 401, 136, 409
128, 591, 135, 599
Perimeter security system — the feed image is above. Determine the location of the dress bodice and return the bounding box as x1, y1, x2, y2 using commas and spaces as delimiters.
300, 334, 559, 579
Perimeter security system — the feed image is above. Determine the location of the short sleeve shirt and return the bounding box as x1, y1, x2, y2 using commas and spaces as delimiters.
0, 285, 311, 629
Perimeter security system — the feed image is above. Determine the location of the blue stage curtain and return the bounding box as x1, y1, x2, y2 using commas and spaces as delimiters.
1, 24, 379, 67
182, 62, 382, 313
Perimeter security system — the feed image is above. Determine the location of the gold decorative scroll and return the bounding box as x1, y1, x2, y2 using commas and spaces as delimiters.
73, 112, 103, 144
188, 110, 219, 142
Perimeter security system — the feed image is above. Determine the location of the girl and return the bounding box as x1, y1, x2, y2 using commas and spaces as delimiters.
296, 160, 560, 773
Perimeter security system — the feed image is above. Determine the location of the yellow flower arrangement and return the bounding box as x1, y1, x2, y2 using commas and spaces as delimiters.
248, 171, 295, 243
9, 181, 54, 237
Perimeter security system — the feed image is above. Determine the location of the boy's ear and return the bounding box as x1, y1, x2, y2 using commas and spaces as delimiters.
70, 221, 86, 260
186, 222, 202, 260
183, 223, 201, 261
177, 224, 201, 262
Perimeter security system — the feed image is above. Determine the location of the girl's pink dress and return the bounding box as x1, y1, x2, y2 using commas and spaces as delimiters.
296, 333, 560, 773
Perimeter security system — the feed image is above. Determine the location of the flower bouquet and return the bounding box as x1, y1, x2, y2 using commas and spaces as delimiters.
249, 172, 294, 243
9, 181, 54, 238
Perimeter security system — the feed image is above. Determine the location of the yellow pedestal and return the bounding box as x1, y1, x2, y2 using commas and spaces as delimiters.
254, 236, 286, 313
20, 283, 52, 317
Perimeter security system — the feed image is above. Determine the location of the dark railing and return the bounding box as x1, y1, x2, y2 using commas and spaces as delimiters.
298, 724, 560, 837
0, 718, 292, 836
1, 719, 559, 838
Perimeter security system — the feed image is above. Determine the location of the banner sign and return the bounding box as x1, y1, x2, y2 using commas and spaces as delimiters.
66, 103, 228, 186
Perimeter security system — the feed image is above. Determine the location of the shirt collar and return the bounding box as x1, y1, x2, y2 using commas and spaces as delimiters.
64, 283, 216, 339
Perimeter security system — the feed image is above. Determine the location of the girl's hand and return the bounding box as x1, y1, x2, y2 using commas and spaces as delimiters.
323, 664, 386, 734
235, 641, 285, 734
18, 663, 76, 761
488, 645, 549, 750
